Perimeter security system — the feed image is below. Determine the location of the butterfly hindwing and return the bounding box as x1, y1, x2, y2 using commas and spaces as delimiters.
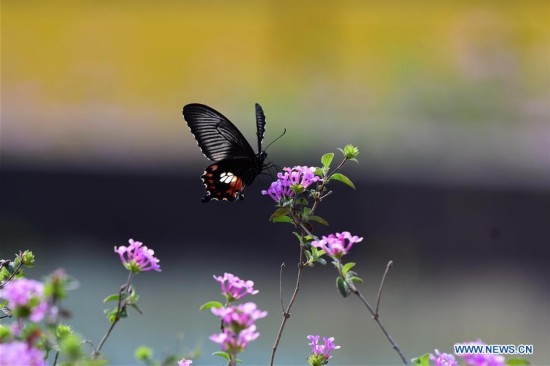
183, 104, 255, 162
201, 158, 257, 202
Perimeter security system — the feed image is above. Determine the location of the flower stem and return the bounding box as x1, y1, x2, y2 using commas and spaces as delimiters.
351, 288, 408, 364
270, 245, 305, 366
93, 272, 133, 358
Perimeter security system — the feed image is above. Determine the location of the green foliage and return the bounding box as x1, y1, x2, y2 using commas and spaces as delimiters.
272, 215, 294, 224
506, 358, 531, 365
321, 152, 334, 169
103, 294, 120, 304
213, 351, 231, 361
341, 262, 356, 276
337, 276, 351, 298
330, 173, 355, 189
411, 353, 431, 366
199, 301, 223, 311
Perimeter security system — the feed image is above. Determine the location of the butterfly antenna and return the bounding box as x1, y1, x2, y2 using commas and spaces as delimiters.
263, 128, 286, 151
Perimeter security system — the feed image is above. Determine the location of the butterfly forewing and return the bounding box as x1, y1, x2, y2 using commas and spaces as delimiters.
183, 104, 255, 161
255, 103, 266, 152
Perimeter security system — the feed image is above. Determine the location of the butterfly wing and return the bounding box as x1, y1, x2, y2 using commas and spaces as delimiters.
183, 103, 256, 162
255, 103, 266, 153
201, 158, 258, 202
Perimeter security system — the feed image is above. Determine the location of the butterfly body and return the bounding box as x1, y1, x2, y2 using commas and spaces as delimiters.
183, 103, 268, 202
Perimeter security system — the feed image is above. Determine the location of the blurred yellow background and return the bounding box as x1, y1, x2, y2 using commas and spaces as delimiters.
2, 1, 550, 365
3, 1, 549, 186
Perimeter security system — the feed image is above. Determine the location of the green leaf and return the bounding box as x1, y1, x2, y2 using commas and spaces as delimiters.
506, 358, 531, 366
296, 197, 309, 206
317, 257, 327, 265
212, 351, 231, 361
273, 215, 294, 224
341, 262, 356, 276
314, 167, 323, 177
103, 294, 120, 304
309, 215, 329, 226
336, 277, 351, 298
321, 153, 334, 169
350, 276, 363, 284
199, 301, 223, 311
411, 353, 431, 366
269, 207, 289, 221
303, 207, 312, 216
292, 231, 304, 244
330, 173, 356, 189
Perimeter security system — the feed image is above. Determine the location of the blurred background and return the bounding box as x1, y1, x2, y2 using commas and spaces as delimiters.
1, 1, 549, 364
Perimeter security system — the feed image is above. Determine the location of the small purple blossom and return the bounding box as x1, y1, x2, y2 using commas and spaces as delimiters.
210, 324, 260, 354
307, 335, 340, 365
430, 349, 457, 366
262, 166, 321, 203
114, 239, 161, 273
311, 231, 364, 258
0, 278, 49, 322
214, 273, 258, 301
211, 302, 268, 331
455, 340, 505, 366
0, 341, 46, 366
177, 359, 192, 366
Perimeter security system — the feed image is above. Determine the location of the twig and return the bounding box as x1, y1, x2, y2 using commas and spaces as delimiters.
93, 272, 133, 358
351, 288, 408, 364
53, 351, 59, 366
270, 245, 305, 366
375, 261, 393, 318
279, 263, 286, 312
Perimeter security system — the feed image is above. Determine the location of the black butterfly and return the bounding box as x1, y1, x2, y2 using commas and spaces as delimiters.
183, 103, 268, 202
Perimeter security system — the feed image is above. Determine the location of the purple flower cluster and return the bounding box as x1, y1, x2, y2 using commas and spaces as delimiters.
210, 302, 267, 354
455, 340, 505, 366
177, 359, 192, 366
0, 341, 46, 366
114, 239, 161, 273
307, 335, 340, 365
214, 273, 259, 302
430, 349, 457, 366
262, 166, 320, 203
0, 278, 50, 322
209, 273, 266, 357
311, 231, 364, 258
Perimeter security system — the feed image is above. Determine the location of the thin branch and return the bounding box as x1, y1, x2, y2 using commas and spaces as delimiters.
93, 272, 133, 359
375, 260, 393, 318
270, 245, 304, 366
279, 263, 286, 312
351, 288, 408, 365
53, 351, 59, 366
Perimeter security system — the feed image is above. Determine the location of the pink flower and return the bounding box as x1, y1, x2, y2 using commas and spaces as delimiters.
210, 302, 266, 355
262, 166, 321, 203
211, 302, 267, 331
455, 340, 505, 366
0, 278, 50, 322
177, 359, 192, 366
430, 349, 457, 366
311, 231, 363, 258
0, 341, 46, 366
307, 335, 340, 360
214, 273, 258, 301
210, 324, 260, 354
114, 239, 161, 273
